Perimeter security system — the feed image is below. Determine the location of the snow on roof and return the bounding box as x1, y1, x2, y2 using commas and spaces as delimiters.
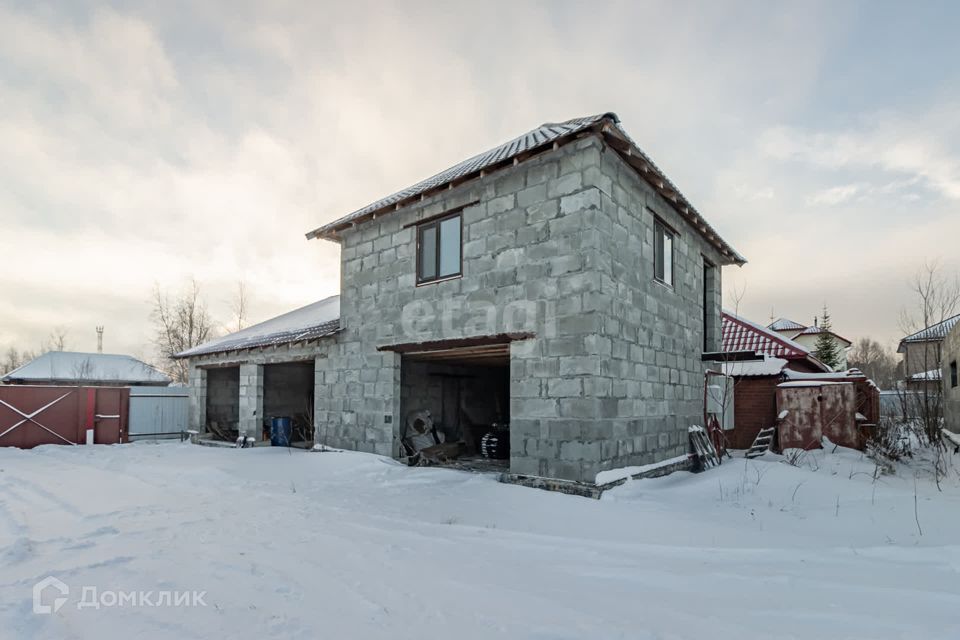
782, 369, 866, 381
1, 351, 170, 385
176, 296, 341, 359
897, 314, 960, 352
793, 325, 852, 344
306, 113, 745, 265
721, 355, 789, 377
778, 380, 851, 388
908, 368, 942, 381
723, 311, 823, 362
768, 318, 806, 332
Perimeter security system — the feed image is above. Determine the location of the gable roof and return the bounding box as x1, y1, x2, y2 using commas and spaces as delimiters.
792, 324, 852, 345
175, 296, 341, 359
306, 112, 746, 266
2, 351, 170, 385
768, 317, 806, 332
897, 314, 960, 352
722, 311, 830, 372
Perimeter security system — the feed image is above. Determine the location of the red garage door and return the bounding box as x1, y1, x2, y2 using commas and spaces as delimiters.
0, 386, 128, 448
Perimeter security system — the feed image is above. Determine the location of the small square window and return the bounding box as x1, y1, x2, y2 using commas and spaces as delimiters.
417, 213, 462, 284
951, 361, 958, 388
654, 218, 674, 287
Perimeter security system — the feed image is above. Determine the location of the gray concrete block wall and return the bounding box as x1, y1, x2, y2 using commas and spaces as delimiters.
238, 363, 264, 439
323, 136, 612, 474
184, 341, 334, 439
575, 144, 726, 480
188, 365, 207, 432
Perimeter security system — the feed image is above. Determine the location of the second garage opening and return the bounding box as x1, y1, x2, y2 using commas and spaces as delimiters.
263, 361, 314, 445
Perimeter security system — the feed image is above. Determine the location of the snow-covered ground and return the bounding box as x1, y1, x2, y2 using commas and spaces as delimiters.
1, 443, 959, 639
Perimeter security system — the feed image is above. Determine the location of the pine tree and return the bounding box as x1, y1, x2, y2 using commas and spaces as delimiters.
813, 305, 841, 370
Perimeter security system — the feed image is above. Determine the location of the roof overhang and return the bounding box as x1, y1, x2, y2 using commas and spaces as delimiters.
702, 350, 764, 362
306, 114, 745, 266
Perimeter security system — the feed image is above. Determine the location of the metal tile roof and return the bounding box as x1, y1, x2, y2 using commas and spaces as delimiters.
176, 296, 340, 359
306, 112, 745, 265
307, 114, 608, 239
898, 314, 960, 352
768, 317, 806, 332
2, 351, 170, 384
722, 311, 816, 361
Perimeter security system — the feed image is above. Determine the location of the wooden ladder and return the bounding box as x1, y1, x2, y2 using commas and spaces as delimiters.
689, 425, 720, 469
745, 426, 776, 459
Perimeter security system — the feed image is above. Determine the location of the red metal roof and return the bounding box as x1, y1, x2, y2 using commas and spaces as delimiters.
722, 312, 813, 360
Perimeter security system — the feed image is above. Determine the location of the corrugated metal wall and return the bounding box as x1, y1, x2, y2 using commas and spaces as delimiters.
128, 386, 188, 440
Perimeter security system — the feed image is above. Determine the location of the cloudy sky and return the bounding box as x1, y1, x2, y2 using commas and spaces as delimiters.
2, 0, 958, 361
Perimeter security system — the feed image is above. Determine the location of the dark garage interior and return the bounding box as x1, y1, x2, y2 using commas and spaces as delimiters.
263, 361, 315, 443
400, 343, 510, 468
205, 366, 239, 438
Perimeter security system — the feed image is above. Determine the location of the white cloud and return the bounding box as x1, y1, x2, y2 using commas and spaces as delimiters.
806, 183, 865, 206
759, 110, 960, 201
0, 0, 955, 356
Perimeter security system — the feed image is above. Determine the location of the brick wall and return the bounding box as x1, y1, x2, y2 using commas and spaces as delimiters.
727, 377, 780, 449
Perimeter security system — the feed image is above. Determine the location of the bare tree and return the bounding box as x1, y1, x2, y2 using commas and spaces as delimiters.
46, 327, 69, 352
898, 260, 960, 443
848, 337, 898, 389
1, 346, 36, 376
71, 357, 95, 383
704, 282, 748, 456
151, 278, 217, 383
230, 281, 249, 333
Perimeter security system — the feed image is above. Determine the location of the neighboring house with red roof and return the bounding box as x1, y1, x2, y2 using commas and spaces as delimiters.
721, 311, 834, 448
767, 317, 852, 370
723, 312, 830, 375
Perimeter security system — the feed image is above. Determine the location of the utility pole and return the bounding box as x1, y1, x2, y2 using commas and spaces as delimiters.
96, 326, 104, 353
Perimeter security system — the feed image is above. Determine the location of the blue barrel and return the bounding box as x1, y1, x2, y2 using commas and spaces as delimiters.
270, 417, 292, 446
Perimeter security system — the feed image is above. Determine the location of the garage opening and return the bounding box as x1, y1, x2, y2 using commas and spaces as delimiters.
205, 366, 239, 440
399, 342, 511, 471
263, 361, 314, 445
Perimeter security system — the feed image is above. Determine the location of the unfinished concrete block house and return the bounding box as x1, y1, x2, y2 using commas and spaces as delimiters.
177, 112, 745, 484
